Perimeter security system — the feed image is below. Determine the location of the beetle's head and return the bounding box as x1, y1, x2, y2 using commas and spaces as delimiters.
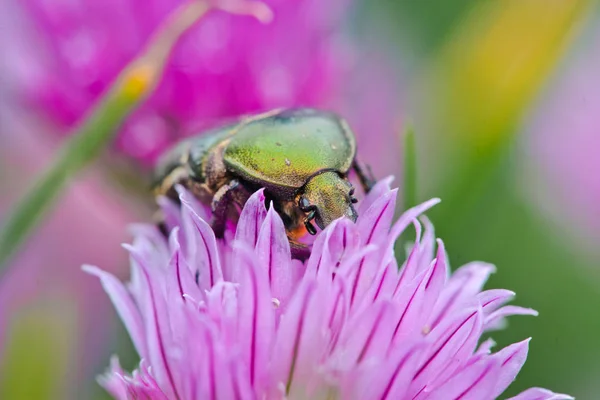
298, 171, 358, 234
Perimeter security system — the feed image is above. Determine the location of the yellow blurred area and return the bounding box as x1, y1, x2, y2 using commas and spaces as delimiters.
420, 0, 591, 152
0, 297, 77, 400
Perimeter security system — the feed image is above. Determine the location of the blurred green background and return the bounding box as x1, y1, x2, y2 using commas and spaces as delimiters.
1, 0, 599, 399
378, 1, 600, 397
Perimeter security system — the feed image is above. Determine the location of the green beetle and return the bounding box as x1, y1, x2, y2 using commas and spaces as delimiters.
154, 108, 374, 257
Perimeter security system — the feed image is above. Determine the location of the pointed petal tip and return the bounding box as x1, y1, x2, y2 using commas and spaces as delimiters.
251, 187, 266, 201
169, 226, 180, 240
408, 198, 441, 215
435, 238, 445, 250
519, 307, 539, 317
174, 183, 186, 197
81, 264, 101, 275
121, 243, 135, 252
411, 218, 423, 236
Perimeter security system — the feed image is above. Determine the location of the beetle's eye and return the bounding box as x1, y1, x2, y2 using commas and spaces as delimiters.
349, 187, 358, 204
299, 197, 311, 211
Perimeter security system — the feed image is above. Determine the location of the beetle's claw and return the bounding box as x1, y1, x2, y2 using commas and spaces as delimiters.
304, 209, 318, 235
304, 220, 317, 235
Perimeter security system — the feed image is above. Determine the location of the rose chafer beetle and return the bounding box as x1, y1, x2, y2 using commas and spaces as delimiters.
153, 108, 374, 258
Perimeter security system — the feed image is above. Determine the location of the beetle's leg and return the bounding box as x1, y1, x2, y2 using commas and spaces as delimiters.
210, 179, 251, 238
352, 158, 376, 193
154, 166, 189, 201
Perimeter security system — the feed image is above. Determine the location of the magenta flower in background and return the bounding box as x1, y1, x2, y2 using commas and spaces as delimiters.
4, 0, 401, 173
86, 179, 569, 399
0, 0, 398, 396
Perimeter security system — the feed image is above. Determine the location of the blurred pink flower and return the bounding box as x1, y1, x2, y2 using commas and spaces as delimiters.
522, 24, 600, 248
86, 180, 568, 399
5, 0, 401, 174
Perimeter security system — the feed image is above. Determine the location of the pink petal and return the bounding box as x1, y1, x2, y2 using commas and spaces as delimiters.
490, 339, 530, 398
410, 308, 483, 396
165, 233, 203, 302
382, 198, 441, 266
180, 199, 223, 292
366, 257, 401, 303
349, 184, 397, 303
234, 245, 274, 395
391, 240, 448, 342
229, 358, 256, 400
336, 244, 379, 308
396, 219, 423, 287
357, 176, 394, 216
115, 359, 169, 400
341, 343, 423, 400
256, 205, 293, 307
485, 305, 538, 330
429, 262, 495, 330
128, 224, 171, 268
157, 195, 183, 235
424, 358, 500, 400
306, 218, 359, 279
416, 215, 436, 273
98, 357, 151, 400
270, 278, 329, 398
82, 265, 147, 359
176, 184, 210, 221
123, 245, 180, 399
475, 338, 496, 356
191, 323, 246, 400
235, 189, 267, 248
333, 300, 399, 366
205, 281, 239, 346
289, 259, 306, 290
322, 277, 348, 352
508, 388, 574, 400
478, 289, 516, 315
378, 344, 425, 399
356, 187, 398, 247
418, 240, 448, 324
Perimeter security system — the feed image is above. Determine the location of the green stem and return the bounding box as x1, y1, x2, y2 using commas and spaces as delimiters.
395, 124, 418, 265
403, 124, 417, 210
0, 93, 136, 270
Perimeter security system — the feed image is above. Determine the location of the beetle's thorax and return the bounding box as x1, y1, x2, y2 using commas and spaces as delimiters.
300, 171, 357, 229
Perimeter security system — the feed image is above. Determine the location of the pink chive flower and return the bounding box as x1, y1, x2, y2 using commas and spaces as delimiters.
5, 0, 400, 171
85, 179, 570, 400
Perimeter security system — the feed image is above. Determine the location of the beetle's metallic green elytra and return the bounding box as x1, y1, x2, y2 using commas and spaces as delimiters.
154, 108, 374, 258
